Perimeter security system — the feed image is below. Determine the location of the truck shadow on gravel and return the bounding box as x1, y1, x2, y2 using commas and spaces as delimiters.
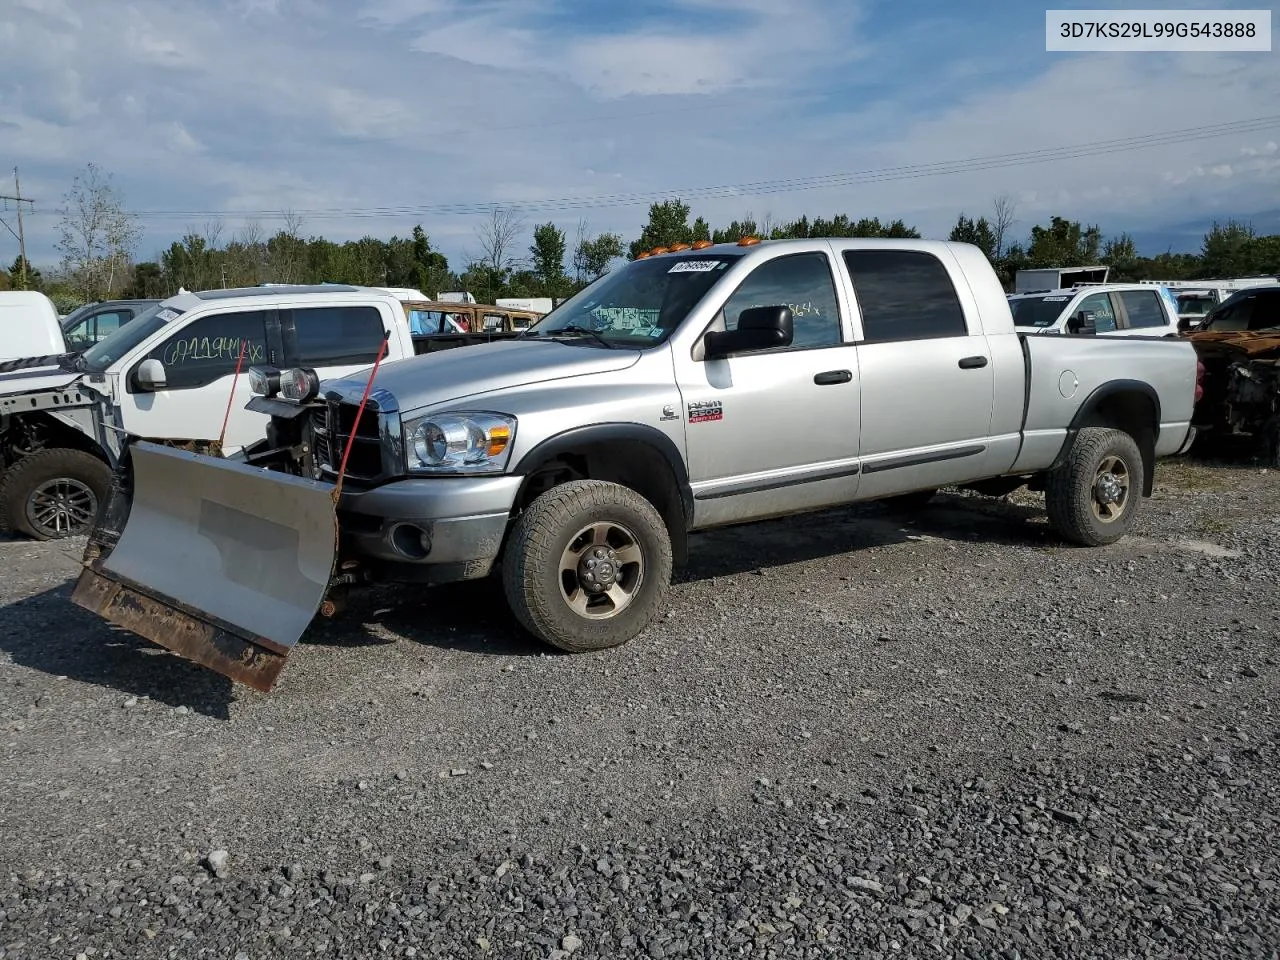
0, 583, 236, 719
305, 578, 550, 658
678, 492, 1054, 581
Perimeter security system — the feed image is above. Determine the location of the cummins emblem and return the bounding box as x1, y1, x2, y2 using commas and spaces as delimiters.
688, 400, 723, 423
660, 404, 678, 421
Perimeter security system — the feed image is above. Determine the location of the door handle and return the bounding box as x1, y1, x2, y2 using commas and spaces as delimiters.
814, 369, 852, 385
958, 355, 988, 369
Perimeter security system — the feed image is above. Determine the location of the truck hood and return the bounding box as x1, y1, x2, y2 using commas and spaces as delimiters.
324, 338, 643, 412
0, 366, 83, 397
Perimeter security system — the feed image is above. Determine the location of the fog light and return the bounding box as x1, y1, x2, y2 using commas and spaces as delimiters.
390, 523, 431, 560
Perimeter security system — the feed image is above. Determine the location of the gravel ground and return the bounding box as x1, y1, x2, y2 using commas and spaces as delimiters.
1, 453, 1277, 959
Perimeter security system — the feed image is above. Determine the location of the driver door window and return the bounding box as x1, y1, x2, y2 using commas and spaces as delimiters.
719, 252, 841, 349
141, 310, 270, 390
1076, 293, 1117, 332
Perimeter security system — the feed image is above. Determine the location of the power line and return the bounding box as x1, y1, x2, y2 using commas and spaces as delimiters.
125, 112, 1280, 223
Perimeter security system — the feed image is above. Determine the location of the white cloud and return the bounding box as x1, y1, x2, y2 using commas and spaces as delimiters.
1, 0, 1278, 274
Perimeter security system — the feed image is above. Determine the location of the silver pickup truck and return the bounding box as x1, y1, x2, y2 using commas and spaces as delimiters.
71, 238, 1201, 690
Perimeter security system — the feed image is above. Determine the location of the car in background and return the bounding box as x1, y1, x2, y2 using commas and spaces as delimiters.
1008, 283, 1179, 338
60, 299, 159, 350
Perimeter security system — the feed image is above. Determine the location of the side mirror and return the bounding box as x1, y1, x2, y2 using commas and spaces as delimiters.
1066, 310, 1097, 336
704, 305, 794, 359
135, 358, 168, 390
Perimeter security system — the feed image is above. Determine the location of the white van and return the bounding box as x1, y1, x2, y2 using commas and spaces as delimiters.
0, 291, 67, 362
1008, 284, 1180, 338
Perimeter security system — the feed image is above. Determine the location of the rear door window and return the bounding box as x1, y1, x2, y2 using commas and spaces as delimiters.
283, 305, 386, 366
1116, 290, 1167, 329
843, 249, 968, 342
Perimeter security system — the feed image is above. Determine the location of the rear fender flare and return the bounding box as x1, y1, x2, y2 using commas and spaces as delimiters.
1051, 380, 1161, 495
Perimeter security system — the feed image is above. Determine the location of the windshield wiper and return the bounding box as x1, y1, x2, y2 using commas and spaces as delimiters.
544, 324, 617, 349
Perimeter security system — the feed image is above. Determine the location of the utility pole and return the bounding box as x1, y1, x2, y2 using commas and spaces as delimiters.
0, 167, 35, 289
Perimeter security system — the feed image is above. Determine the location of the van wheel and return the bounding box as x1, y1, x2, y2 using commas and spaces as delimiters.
0, 448, 111, 540
1045, 427, 1143, 546
502, 479, 673, 653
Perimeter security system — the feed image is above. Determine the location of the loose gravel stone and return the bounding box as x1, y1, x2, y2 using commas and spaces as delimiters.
0, 458, 1277, 958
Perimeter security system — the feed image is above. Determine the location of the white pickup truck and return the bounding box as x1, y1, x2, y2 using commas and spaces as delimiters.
0, 285, 517, 539
1008, 283, 1181, 338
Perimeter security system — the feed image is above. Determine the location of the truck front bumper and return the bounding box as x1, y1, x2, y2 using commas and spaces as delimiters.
337, 475, 524, 583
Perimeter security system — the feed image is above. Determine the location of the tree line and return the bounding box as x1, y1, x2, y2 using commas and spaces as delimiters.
2, 165, 1278, 312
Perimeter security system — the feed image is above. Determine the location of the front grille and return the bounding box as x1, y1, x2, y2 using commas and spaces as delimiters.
311, 399, 389, 482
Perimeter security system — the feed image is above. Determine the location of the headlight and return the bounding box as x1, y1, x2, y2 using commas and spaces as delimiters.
279, 367, 320, 401
404, 412, 516, 474
248, 365, 281, 397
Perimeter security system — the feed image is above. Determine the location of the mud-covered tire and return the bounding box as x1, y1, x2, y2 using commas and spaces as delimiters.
880, 488, 937, 511
0, 448, 112, 541
1045, 427, 1144, 546
501, 479, 673, 653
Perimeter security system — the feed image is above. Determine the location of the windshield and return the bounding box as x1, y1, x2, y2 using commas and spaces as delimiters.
1009, 294, 1073, 328
80, 304, 185, 373
1200, 289, 1280, 332
524, 253, 742, 346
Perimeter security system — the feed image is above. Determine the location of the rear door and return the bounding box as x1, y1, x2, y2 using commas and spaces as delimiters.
841, 247, 998, 498
279, 303, 391, 382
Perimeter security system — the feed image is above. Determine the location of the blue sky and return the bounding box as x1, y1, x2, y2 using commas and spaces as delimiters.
2, 0, 1278, 275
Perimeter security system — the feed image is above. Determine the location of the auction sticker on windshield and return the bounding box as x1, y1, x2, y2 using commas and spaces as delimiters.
668, 260, 727, 273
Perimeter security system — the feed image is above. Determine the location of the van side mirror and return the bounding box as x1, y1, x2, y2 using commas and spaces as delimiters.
703, 306, 794, 359
135, 358, 168, 390
1066, 310, 1097, 336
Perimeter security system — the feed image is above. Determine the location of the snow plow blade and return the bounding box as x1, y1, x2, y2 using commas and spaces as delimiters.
70, 440, 339, 692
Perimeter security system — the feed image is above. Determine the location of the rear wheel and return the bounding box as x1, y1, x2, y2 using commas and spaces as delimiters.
1044, 427, 1143, 546
501, 479, 673, 653
0, 448, 112, 540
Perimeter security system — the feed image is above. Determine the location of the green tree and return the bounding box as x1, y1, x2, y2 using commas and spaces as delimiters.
574, 230, 624, 282
1026, 216, 1102, 267
125, 261, 164, 298
410, 224, 452, 295
530, 222, 568, 296
55, 162, 142, 299
1101, 232, 1140, 279
1199, 219, 1256, 277
949, 214, 998, 259
629, 200, 694, 258
5, 255, 41, 290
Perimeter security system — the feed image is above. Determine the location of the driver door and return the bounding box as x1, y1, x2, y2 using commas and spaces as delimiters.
117, 308, 279, 453
672, 248, 862, 528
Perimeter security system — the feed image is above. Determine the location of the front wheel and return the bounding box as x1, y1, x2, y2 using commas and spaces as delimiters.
0, 448, 112, 540
1044, 427, 1144, 546
501, 479, 673, 653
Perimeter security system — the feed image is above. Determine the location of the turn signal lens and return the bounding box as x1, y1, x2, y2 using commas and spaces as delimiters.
487, 424, 511, 457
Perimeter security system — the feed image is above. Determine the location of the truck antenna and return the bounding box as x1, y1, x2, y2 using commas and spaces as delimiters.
217, 339, 250, 453
332, 329, 391, 503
